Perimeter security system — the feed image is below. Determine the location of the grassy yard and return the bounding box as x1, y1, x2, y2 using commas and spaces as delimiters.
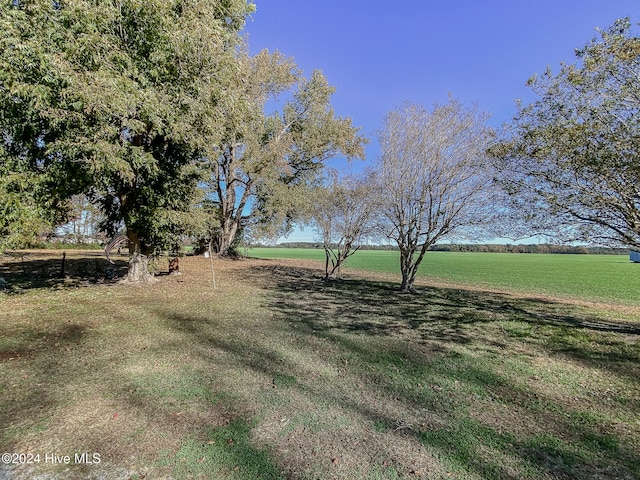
248, 248, 640, 306
0, 251, 639, 479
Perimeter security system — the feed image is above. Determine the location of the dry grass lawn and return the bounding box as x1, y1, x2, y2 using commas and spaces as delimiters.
0, 251, 639, 479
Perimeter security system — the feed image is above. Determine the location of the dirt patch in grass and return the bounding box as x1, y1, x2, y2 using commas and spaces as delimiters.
1, 252, 639, 479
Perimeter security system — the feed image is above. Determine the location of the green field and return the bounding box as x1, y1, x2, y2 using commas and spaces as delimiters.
248, 248, 639, 306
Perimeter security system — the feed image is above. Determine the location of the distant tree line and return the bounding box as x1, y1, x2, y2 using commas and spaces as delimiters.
264, 242, 398, 251
429, 244, 629, 255
256, 242, 630, 255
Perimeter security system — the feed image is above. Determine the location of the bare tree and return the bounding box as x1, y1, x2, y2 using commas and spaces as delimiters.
375, 100, 496, 292
311, 170, 376, 280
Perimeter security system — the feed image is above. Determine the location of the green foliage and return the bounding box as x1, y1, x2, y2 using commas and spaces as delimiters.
494, 18, 640, 248
203, 56, 368, 255
0, 0, 255, 258
0, 166, 50, 248
0, 1, 88, 248
1, 0, 365, 263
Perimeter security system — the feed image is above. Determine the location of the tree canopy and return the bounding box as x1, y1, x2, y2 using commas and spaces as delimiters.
1, 0, 257, 279
375, 99, 496, 292
493, 18, 640, 249
205, 56, 367, 256
0, 0, 87, 247
1, 0, 366, 277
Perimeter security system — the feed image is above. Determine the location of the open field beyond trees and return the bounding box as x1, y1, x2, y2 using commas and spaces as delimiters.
248, 248, 640, 307
1, 251, 639, 479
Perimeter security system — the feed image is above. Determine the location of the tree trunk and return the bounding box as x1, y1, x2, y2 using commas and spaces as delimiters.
324, 248, 331, 280
400, 270, 412, 292
324, 247, 345, 281
217, 234, 232, 257
216, 220, 239, 256
126, 232, 155, 283
325, 262, 342, 281
324, 247, 338, 280
399, 248, 411, 292
399, 248, 417, 292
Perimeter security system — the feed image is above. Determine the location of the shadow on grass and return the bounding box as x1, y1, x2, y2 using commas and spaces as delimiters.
159, 301, 640, 479
160, 309, 437, 478
4, 256, 636, 479
157, 418, 284, 479
249, 264, 640, 334
0, 251, 128, 292
246, 265, 640, 371
0, 322, 87, 451
232, 263, 640, 479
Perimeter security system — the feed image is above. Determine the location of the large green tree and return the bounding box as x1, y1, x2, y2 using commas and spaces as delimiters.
493, 19, 640, 248
1, 0, 254, 280
0, 0, 86, 248
203, 52, 367, 256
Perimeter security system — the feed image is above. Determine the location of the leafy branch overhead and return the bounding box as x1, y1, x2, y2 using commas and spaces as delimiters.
493, 18, 640, 249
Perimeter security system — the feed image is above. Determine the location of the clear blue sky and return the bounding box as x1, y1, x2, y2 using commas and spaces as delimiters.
242, 1, 638, 243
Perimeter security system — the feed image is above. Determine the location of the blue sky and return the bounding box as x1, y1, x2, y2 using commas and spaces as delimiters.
242, 1, 639, 243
